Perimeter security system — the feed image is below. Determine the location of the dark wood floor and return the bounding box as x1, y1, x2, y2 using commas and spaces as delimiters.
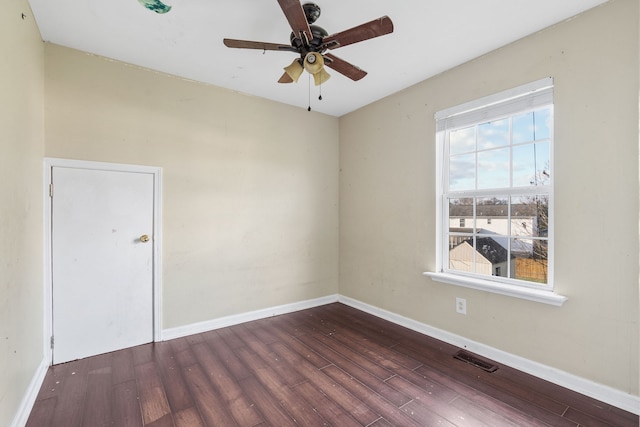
27, 303, 638, 427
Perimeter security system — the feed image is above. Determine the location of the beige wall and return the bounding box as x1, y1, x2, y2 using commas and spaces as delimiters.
0, 1, 45, 426
339, 0, 639, 396
3, 1, 639, 424
44, 44, 340, 329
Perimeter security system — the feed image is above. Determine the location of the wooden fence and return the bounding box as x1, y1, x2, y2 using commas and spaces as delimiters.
515, 258, 547, 282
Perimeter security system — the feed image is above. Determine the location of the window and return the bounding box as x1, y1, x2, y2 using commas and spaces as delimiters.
426, 78, 566, 306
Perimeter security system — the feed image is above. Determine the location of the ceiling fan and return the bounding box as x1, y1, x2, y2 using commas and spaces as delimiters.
223, 1, 393, 86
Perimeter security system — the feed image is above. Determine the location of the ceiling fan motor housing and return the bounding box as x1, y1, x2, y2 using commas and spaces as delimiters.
290, 25, 327, 51
303, 3, 321, 24
289, 3, 326, 53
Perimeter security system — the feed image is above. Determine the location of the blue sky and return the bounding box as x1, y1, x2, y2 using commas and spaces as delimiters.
448, 108, 551, 192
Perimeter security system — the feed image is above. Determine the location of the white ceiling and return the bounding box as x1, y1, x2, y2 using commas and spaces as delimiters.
28, 0, 608, 117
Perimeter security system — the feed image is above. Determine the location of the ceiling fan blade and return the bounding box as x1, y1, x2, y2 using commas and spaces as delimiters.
323, 16, 393, 49
277, 0, 312, 40
323, 53, 367, 81
278, 72, 295, 84
223, 38, 296, 52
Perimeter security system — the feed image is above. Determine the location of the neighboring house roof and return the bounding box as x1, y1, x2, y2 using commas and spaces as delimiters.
454, 237, 515, 264
449, 203, 540, 218
450, 229, 533, 255
475, 237, 513, 264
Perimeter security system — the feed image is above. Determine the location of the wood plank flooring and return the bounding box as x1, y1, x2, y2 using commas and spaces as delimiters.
27, 303, 638, 427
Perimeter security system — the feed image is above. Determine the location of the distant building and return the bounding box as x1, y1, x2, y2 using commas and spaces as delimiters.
448, 203, 539, 238
449, 236, 516, 277
447, 204, 536, 277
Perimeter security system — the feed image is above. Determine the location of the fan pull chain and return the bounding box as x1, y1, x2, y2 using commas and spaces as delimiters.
306, 74, 325, 111
307, 74, 312, 111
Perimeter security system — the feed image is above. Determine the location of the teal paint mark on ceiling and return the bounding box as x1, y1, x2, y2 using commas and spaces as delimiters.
137, 0, 172, 14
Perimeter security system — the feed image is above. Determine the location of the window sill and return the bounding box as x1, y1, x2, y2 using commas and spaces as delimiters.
423, 272, 568, 306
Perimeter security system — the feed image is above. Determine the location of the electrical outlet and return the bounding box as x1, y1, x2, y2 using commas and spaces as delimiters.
456, 297, 467, 315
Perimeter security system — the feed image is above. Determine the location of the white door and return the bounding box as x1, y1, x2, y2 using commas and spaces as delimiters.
51, 166, 155, 364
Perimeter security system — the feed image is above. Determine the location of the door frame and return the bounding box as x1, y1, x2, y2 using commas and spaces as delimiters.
43, 158, 163, 364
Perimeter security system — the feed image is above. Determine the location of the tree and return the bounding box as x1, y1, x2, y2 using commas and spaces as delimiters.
519, 166, 550, 283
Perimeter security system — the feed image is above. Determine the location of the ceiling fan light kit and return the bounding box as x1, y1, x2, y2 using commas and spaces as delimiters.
282, 59, 304, 83
303, 52, 330, 86
223, 0, 393, 86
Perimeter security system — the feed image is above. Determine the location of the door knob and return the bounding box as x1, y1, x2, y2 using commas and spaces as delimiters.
140, 234, 150, 243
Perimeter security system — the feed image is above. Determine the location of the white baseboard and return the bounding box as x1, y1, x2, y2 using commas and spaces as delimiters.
338, 295, 640, 416
9, 356, 49, 427
162, 294, 339, 341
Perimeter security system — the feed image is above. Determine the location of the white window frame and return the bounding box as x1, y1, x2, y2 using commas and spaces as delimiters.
424, 77, 567, 306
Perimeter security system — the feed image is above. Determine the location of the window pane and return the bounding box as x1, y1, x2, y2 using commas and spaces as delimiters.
449, 126, 475, 155
513, 238, 548, 284
475, 236, 509, 277
449, 198, 473, 232
449, 234, 471, 251
512, 141, 550, 187
449, 153, 475, 191
478, 148, 509, 189
512, 112, 534, 144
478, 118, 509, 150
513, 108, 552, 144
476, 197, 508, 234
511, 195, 549, 237
449, 236, 474, 273
534, 108, 551, 141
